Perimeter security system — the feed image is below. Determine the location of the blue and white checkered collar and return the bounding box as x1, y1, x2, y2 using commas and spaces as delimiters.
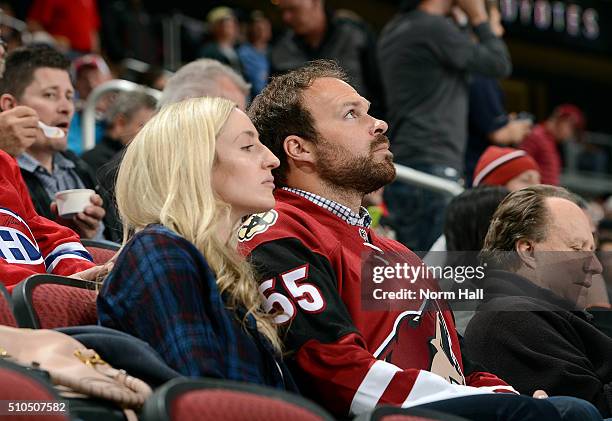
18, 152, 75, 175
283, 187, 372, 228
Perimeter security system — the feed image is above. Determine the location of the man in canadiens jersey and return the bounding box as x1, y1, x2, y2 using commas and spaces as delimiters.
239, 60, 601, 420
0, 149, 107, 291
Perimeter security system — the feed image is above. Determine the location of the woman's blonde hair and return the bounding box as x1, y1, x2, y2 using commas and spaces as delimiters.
115, 96, 281, 351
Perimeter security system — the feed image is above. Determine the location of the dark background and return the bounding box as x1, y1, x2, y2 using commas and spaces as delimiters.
146, 0, 612, 134
8, 0, 612, 134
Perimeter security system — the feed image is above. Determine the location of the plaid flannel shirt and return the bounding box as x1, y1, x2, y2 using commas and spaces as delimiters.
97, 224, 294, 390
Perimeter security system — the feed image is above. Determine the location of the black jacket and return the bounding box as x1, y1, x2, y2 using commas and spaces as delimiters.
58, 325, 182, 388
464, 270, 612, 417
271, 11, 385, 120
20, 150, 119, 242
80, 137, 124, 243
80, 135, 123, 174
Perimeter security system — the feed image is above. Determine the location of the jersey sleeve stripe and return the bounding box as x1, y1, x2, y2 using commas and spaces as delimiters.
349, 360, 402, 415
46, 253, 92, 273
401, 370, 494, 409
45, 242, 93, 271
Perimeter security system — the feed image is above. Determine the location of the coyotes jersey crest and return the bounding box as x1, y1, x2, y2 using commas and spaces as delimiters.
374, 306, 465, 386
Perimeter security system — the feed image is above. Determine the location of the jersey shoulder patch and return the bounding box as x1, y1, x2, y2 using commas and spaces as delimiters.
238, 210, 279, 242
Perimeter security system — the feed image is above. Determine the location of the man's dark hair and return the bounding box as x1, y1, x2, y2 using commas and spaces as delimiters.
445, 186, 510, 254
0, 45, 70, 100
481, 185, 578, 270
248, 59, 349, 187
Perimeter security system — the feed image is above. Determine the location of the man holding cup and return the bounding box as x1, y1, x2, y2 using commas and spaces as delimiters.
0, 45, 107, 240
0, 148, 113, 291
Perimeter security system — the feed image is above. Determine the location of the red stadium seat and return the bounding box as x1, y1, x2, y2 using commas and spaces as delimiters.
0, 359, 70, 421
0, 282, 17, 326
80, 239, 120, 265
142, 378, 335, 421
12, 274, 98, 329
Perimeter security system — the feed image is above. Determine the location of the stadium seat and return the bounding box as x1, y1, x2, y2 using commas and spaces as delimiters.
142, 377, 335, 421
12, 274, 98, 329
0, 359, 70, 421
80, 239, 120, 265
0, 282, 17, 327
354, 406, 470, 421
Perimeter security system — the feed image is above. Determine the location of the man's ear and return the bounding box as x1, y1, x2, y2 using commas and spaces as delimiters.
284, 135, 315, 165
516, 238, 536, 269
0, 93, 17, 111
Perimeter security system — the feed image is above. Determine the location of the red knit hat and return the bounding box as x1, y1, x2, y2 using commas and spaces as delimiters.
473, 146, 540, 187
554, 103, 585, 131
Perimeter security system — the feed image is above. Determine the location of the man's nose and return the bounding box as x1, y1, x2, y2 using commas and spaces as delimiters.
585, 253, 603, 275
58, 97, 73, 115
370, 117, 388, 136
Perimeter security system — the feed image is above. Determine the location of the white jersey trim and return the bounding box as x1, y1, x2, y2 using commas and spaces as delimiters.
401, 370, 494, 409
46, 253, 91, 273
349, 360, 402, 415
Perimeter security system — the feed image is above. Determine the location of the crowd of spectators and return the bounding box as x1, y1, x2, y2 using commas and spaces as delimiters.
0, 0, 611, 420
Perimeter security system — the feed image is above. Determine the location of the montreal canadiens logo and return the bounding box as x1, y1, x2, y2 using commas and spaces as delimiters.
238, 210, 278, 242
0, 208, 43, 265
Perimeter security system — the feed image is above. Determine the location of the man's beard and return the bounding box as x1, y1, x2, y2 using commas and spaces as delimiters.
315, 134, 396, 195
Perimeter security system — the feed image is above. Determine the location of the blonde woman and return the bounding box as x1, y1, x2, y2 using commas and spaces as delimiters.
96, 97, 294, 390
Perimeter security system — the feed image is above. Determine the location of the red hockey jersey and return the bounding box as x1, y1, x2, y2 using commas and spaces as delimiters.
240, 189, 515, 416
0, 150, 94, 290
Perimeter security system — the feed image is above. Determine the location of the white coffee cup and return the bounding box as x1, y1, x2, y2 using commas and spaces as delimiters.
55, 189, 95, 218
